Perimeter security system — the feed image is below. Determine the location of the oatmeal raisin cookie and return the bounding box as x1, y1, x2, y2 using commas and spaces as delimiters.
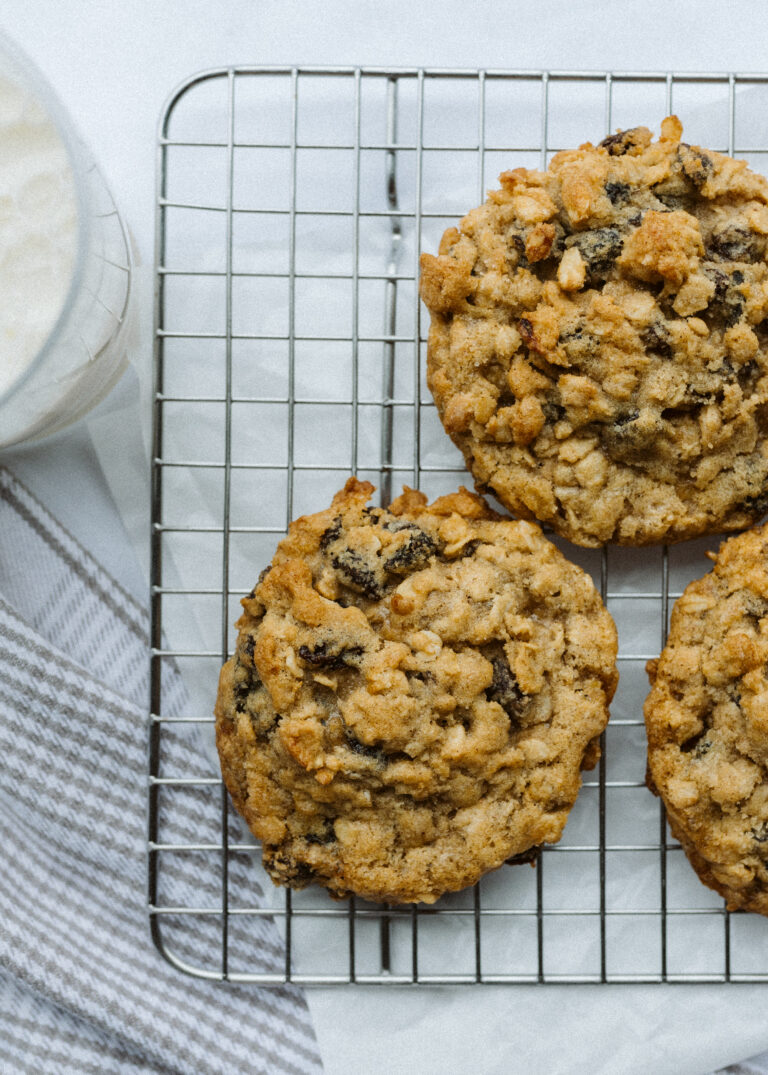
421, 116, 768, 546
216, 478, 618, 904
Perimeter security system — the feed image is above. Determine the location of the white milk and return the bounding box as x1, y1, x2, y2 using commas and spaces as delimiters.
0, 71, 78, 401
0, 34, 132, 449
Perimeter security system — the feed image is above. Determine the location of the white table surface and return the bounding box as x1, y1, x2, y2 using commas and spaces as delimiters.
5, 3, 768, 1073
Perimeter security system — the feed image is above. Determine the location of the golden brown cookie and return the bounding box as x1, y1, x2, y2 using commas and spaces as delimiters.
215, 477, 618, 904
420, 116, 768, 547
645, 522, 768, 914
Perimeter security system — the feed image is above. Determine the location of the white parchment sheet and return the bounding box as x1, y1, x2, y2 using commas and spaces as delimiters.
89, 67, 768, 1075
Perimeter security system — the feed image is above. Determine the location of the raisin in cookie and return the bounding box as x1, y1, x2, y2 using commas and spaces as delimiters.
645, 523, 768, 914
421, 116, 768, 547
215, 477, 618, 904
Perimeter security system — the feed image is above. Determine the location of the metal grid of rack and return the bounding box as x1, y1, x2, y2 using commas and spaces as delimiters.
150, 67, 768, 984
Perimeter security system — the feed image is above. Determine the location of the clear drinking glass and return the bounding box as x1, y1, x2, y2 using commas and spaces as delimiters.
0, 32, 133, 449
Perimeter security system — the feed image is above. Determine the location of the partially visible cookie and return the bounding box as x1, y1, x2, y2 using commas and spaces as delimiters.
216, 477, 618, 904
645, 523, 768, 914
420, 115, 768, 547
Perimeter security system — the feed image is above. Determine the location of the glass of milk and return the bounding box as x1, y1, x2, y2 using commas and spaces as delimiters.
0, 33, 133, 448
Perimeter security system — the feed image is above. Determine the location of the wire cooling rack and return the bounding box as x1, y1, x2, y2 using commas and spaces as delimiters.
150, 66, 768, 984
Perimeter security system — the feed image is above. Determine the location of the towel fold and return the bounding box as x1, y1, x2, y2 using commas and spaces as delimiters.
0, 466, 322, 1075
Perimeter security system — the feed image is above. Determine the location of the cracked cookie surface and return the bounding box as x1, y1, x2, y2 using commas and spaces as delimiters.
645, 523, 768, 914
215, 477, 618, 904
420, 116, 768, 546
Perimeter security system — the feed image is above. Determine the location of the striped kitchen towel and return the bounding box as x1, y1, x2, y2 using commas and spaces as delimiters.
0, 466, 322, 1075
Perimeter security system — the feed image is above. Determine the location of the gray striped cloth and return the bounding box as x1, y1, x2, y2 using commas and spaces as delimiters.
0, 466, 322, 1075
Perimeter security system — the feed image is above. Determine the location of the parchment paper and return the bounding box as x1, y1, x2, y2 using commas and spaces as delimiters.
86, 67, 768, 1075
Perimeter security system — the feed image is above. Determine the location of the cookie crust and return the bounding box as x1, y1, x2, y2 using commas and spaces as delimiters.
420, 116, 768, 547
216, 478, 618, 904
645, 523, 768, 914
